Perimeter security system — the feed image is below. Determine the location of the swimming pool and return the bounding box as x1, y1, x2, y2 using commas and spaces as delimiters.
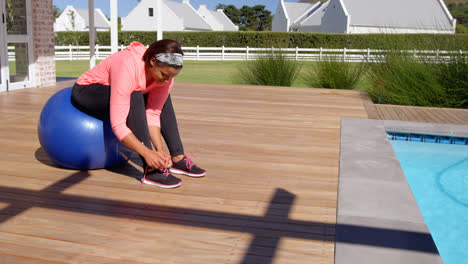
389, 135, 468, 264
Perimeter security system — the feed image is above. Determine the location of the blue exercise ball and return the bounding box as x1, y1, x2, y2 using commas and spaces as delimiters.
38, 87, 133, 170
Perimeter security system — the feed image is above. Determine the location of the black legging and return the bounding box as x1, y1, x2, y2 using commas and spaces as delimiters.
71, 83, 184, 167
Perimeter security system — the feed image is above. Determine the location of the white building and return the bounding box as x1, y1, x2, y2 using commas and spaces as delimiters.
197, 5, 238, 31
122, 0, 216, 31
273, 0, 456, 34
54, 5, 111, 32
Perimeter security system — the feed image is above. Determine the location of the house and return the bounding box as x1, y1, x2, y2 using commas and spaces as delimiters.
54, 5, 111, 32
122, 0, 212, 31
273, 0, 456, 34
197, 5, 238, 31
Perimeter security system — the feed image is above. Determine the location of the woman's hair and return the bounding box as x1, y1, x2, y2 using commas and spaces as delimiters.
142, 39, 184, 69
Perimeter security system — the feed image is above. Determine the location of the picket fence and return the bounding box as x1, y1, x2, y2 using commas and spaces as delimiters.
8, 45, 465, 63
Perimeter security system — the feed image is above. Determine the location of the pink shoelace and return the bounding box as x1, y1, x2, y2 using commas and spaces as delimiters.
184, 152, 195, 170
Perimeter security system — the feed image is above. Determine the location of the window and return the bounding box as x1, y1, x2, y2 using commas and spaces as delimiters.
148, 8, 153, 17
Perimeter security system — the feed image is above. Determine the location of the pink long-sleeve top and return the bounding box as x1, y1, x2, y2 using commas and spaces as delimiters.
76, 41, 172, 141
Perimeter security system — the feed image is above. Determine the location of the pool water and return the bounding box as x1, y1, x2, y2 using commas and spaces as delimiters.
390, 140, 468, 264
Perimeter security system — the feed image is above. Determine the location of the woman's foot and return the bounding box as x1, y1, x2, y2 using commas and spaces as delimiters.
169, 154, 206, 177
141, 167, 182, 188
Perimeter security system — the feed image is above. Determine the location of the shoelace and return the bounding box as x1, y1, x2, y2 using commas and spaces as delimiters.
185, 152, 195, 170
160, 167, 170, 177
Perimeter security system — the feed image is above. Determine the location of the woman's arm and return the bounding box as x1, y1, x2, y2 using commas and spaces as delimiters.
149, 126, 172, 167
120, 132, 169, 169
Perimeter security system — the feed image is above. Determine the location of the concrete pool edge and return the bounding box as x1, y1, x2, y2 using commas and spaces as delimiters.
334, 118, 468, 264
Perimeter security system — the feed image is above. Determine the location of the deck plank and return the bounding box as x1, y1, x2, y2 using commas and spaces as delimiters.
374, 104, 468, 125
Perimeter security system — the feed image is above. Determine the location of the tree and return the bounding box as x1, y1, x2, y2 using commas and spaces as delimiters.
216, 3, 272, 31
53, 5, 61, 22
240, 6, 255, 29
216, 4, 227, 10
66, 9, 77, 31
240, 5, 271, 31
251, 5, 272, 31
216, 4, 241, 25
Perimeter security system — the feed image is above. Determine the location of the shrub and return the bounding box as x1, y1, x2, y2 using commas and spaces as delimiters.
456, 24, 468, 34
303, 57, 367, 89
367, 52, 446, 106
434, 53, 468, 108
235, 51, 302, 86
366, 34, 468, 108
54, 31, 468, 50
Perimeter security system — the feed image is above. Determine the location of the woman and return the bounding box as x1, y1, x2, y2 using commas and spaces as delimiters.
71, 39, 205, 188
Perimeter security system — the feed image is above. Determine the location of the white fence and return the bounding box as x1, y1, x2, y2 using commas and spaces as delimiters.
8, 45, 466, 63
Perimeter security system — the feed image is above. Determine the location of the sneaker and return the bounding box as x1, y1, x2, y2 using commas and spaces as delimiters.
141, 167, 182, 188
169, 154, 206, 177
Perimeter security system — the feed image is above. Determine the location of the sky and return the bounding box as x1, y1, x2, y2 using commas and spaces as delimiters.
52, 0, 298, 18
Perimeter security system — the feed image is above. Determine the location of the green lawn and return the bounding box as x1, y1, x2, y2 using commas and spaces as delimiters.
56, 60, 247, 84
176, 61, 243, 84
56, 60, 368, 89
56, 60, 103, 78
9, 62, 16, 75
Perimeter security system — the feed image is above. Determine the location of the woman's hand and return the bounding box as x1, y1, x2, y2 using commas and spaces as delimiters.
143, 150, 169, 169
158, 150, 173, 168
120, 133, 171, 169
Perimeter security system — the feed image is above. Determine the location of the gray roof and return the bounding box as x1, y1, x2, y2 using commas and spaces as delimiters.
74, 8, 110, 29
343, 0, 453, 29
284, 1, 317, 23
300, 1, 329, 26
163, 0, 211, 30
210, 10, 237, 30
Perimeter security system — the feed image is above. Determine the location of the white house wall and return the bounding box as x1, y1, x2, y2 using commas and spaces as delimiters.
161, 6, 184, 31
216, 10, 238, 31
321, 0, 349, 33
55, 6, 87, 31
121, 0, 183, 31
95, 8, 111, 31
349, 25, 455, 34
298, 1, 329, 33
209, 9, 238, 31
198, 5, 221, 30
54, 6, 110, 31
121, 1, 149, 31
343, 0, 454, 32
272, 1, 289, 31
299, 25, 322, 32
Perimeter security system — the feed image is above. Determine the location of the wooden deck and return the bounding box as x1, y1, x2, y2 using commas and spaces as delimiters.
372, 104, 468, 125
0, 80, 373, 264
1, 79, 466, 263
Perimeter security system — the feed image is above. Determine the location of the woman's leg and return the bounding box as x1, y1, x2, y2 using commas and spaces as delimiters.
131, 92, 181, 187
160, 95, 184, 157
126, 92, 153, 152
161, 95, 206, 177
71, 83, 110, 120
